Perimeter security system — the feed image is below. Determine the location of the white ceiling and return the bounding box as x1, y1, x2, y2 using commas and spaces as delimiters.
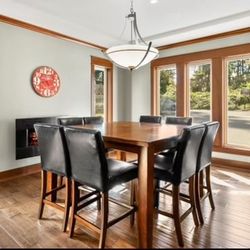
0, 0, 250, 48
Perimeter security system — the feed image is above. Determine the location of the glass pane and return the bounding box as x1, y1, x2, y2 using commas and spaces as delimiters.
189, 62, 211, 123
227, 57, 250, 148
159, 65, 176, 119
94, 69, 105, 117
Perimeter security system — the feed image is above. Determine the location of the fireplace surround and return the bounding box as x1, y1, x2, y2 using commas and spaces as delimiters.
15, 116, 58, 160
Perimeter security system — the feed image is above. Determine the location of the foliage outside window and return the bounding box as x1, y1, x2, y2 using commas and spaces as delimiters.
159, 65, 176, 117
226, 56, 250, 148
93, 67, 106, 118
188, 62, 211, 123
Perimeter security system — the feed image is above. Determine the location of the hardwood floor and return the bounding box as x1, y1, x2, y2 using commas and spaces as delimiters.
0, 166, 249, 248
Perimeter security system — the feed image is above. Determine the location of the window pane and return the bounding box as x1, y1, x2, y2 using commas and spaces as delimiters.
159, 65, 176, 119
93, 67, 106, 117
226, 56, 250, 148
188, 62, 211, 123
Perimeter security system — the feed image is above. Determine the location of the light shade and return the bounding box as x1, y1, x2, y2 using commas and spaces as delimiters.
106, 44, 159, 70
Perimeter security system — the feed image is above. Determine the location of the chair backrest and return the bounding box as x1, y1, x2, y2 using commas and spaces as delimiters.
139, 115, 162, 124
58, 117, 83, 126
196, 121, 220, 172
165, 116, 192, 125
83, 116, 104, 124
64, 127, 108, 191
173, 124, 205, 185
34, 123, 70, 177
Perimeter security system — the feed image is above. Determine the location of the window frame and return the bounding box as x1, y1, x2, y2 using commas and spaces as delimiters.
151, 43, 250, 156
91, 56, 113, 122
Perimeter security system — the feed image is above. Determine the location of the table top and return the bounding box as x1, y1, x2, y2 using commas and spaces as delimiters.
75, 121, 186, 147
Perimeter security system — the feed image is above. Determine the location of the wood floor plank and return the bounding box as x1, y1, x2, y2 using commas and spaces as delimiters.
0, 166, 250, 248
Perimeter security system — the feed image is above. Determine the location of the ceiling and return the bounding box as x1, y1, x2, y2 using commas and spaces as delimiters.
0, 0, 250, 48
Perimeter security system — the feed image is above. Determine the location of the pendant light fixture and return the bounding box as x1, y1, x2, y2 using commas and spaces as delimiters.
106, 0, 159, 71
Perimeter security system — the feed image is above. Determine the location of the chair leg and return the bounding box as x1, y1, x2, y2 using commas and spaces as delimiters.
189, 176, 199, 227
69, 180, 79, 238
97, 192, 101, 211
38, 170, 47, 219
195, 173, 204, 224
130, 180, 136, 226
199, 170, 204, 198
58, 176, 64, 187
62, 177, 71, 232
154, 179, 160, 208
206, 165, 215, 209
172, 185, 184, 247
99, 192, 109, 249
120, 151, 127, 161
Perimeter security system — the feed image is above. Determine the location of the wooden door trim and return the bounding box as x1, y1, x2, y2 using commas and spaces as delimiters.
91, 56, 113, 122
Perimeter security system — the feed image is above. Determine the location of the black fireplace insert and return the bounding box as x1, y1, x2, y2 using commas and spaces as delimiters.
15, 116, 59, 160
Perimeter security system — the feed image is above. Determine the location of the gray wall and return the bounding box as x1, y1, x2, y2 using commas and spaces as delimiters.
0, 22, 125, 172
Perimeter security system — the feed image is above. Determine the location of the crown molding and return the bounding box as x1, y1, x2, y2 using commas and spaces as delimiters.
0, 14, 107, 51
157, 27, 250, 50
1, 14, 249, 53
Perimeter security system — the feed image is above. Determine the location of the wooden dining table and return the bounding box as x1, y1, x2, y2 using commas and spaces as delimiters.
73, 121, 186, 248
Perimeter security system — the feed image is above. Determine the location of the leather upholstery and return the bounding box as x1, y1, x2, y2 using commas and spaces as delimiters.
139, 115, 162, 124
196, 121, 220, 172
154, 124, 205, 185
58, 117, 83, 126
83, 116, 104, 124
165, 116, 192, 125
64, 127, 137, 192
34, 123, 70, 177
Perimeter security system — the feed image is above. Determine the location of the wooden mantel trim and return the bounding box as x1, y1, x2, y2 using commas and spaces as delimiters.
0, 14, 107, 51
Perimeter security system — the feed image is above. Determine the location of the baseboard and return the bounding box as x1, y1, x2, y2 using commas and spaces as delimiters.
212, 157, 250, 171
0, 158, 248, 183
0, 164, 41, 182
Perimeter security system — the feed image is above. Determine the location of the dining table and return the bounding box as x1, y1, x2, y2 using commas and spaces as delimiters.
47, 121, 186, 248
74, 121, 187, 248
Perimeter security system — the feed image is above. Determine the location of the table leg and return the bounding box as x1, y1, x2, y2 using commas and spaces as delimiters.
137, 145, 154, 248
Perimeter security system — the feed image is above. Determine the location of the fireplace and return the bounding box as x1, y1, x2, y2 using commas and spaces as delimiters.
16, 116, 59, 159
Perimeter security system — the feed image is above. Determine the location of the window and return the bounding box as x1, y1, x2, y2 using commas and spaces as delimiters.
93, 66, 107, 117
151, 43, 250, 156
188, 61, 211, 123
226, 55, 250, 148
91, 57, 113, 122
158, 65, 176, 118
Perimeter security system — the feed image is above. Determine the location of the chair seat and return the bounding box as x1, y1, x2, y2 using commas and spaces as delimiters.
107, 159, 138, 189
154, 155, 175, 182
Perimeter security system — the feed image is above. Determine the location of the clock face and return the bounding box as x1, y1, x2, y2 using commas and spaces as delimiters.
32, 66, 60, 97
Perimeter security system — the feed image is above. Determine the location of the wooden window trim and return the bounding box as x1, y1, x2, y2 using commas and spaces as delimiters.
91, 56, 113, 122
151, 43, 250, 156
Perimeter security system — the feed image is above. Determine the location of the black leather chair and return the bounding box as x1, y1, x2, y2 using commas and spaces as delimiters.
195, 121, 220, 224
34, 123, 71, 232
154, 124, 205, 247
139, 115, 162, 123
64, 127, 137, 248
83, 116, 104, 124
165, 116, 192, 125
58, 117, 83, 126
159, 116, 192, 158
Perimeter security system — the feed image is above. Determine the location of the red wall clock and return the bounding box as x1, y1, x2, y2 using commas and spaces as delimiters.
32, 66, 60, 97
